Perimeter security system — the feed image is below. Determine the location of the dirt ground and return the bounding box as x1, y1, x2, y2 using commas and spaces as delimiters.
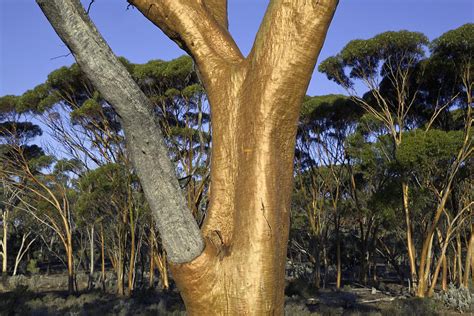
0, 275, 467, 315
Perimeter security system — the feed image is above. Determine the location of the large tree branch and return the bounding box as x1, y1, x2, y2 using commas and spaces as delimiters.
128, 0, 242, 84
36, 0, 204, 263
202, 0, 228, 30
249, 0, 338, 89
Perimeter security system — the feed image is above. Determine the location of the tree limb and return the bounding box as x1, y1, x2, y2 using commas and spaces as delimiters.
249, 0, 338, 87
128, 0, 242, 83
36, 0, 204, 263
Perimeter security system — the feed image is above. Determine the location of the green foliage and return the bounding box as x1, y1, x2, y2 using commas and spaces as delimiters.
0, 121, 42, 139
133, 55, 195, 91
26, 259, 40, 274
301, 94, 362, 129
430, 23, 473, 63
28, 153, 55, 171
0, 95, 19, 117
76, 163, 132, 222
319, 30, 428, 86
17, 84, 59, 113
70, 98, 102, 122
396, 129, 463, 172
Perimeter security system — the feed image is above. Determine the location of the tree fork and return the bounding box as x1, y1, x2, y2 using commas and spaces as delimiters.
37, 0, 338, 313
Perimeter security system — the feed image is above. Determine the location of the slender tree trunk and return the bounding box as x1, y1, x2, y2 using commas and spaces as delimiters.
442, 255, 448, 291
336, 216, 342, 289
89, 225, 95, 290
154, 251, 169, 290
128, 211, 136, 295
149, 229, 155, 288
323, 244, 329, 289
402, 183, 417, 288
66, 236, 75, 293
456, 233, 463, 285
100, 223, 106, 291
117, 252, 125, 296
359, 242, 368, 285
453, 251, 458, 284
418, 233, 435, 297
1, 209, 8, 275
463, 226, 473, 288
312, 236, 321, 289
13, 233, 35, 276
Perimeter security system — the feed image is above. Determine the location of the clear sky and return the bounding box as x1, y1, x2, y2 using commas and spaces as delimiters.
1, 0, 473, 98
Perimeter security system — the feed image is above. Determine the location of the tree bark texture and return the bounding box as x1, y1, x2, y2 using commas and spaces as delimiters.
36, 0, 204, 264
37, 0, 338, 313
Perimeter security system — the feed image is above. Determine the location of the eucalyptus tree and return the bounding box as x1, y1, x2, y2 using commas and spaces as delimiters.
412, 24, 473, 296
319, 31, 430, 287
19, 56, 209, 294
295, 94, 362, 288
396, 129, 472, 295
0, 95, 44, 276
36, 0, 338, 313
319, 25, 473, 296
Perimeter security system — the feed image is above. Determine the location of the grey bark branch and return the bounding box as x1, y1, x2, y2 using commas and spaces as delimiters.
36, 0, 204, 263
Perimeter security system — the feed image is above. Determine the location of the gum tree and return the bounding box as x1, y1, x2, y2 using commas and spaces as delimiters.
318, 30, 429, 289
36, 0, 338, 313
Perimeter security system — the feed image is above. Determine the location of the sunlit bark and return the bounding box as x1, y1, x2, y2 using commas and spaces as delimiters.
463, 226, 473, 288
37, 0, 338, 313
1, 209, 8, 275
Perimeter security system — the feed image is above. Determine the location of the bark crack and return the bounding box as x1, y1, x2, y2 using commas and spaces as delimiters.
261, 200, 272, 237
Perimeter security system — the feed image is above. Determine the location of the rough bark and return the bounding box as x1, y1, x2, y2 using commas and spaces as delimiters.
38, 0, 338, 313
36, 0, 204, 264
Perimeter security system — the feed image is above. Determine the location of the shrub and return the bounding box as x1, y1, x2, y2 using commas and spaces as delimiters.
26, 259, 40, 274
434, 284, 473, 313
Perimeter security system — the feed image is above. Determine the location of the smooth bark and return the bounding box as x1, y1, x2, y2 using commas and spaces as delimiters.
402, 183, 417, 288
38, 0, 338, 313
1, 209, 8, 275
463, 227, 473, 287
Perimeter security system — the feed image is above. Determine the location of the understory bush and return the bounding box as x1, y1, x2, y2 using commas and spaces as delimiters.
434, 284, 473, 313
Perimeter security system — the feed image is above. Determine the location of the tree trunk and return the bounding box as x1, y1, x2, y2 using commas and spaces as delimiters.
154, 251, 169, 290
442, 255, 448, 291
100, 223, 106, 292
37, 0, 337, 313
323, 244, 329, 288
336, 216, 342, 289
13, 233, 35, 276
402, 182, 417, 288
1, 209, 8, 275
149, 229, 155, 288
463, 226, 473, 288
128, 210, 136, 295
89, 225, 95, 290
66, 236, 75, 294
312, 236, 321, 289
116, 247, 125, 296
456, 233, 463, 285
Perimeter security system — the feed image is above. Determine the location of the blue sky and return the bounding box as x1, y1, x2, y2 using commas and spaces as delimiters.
1, 0, 473, 98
